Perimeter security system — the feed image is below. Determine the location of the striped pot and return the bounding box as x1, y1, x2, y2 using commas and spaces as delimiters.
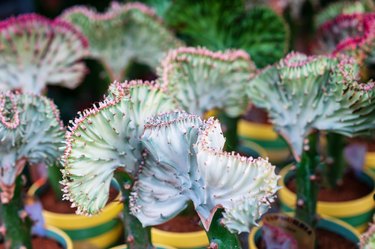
237, 120, 291, 165
111, 243, 177, 249
151, 228, 208, 249
365, 151, 375, 174
279, 166, 375, 232
248, 215, 360, 249
29, 179, 123, 249
45, 225, 73, 249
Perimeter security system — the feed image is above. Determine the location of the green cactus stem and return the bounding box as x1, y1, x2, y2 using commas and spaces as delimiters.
206, 210, 241, 249
61, 2, 183, 81
47, 163, 63, 200
114, 171, 152, 249
295, 132, 319, 227
323, 133, 346, 189
1, 176, 33, 249
131, 111, 279, 248
0, 14, 89, 94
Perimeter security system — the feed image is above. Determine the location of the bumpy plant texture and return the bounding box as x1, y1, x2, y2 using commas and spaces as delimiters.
247, 52, 375, 160
315, 13, 375, 57
131, 111, 279, 233
360, 221, 375, 249
62, 80, 176, 215
0, 14, 88, 94
0, 92, 64, 199
315, 1, 367, 27
159, 47, 256, 117
165, 0, 288, 68
61, 2, 182, 80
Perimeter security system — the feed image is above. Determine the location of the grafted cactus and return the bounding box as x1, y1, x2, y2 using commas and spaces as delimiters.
247, 52, 375, 232
0, 14, 88, 94
315, 1, 367, 28
159, 47, 256, 118
0, 91, 64, 249
0, 91, 64, 202
247, 52, 375, 160
62, 80, 176, 248
131, 111, 279, 247
61, 2, 183, 81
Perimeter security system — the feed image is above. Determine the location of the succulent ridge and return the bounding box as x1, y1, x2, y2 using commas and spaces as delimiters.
158, 47, 256, 117
62, 80, 176, 215
0, 91, 19, 129
247, 52, 375, 160
61, 2, 183, 80
131, 111, 279, 233
0, 13, 88, 94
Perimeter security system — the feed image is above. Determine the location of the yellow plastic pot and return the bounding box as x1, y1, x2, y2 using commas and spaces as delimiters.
111, 243, 177, 249
237, 120, 291, 165
151, 227, 209, 249
45, 225, 74, 249
248, 215, 360, 249
365, 151, 375, 173
279, 166, 375, 232
28, 179, 123, 249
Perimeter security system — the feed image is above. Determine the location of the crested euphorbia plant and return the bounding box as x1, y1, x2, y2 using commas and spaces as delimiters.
0, 91, 64, 248
0, 14, 89, 95
158, 47, 256, 149
130, 111, 279, 248
361, 217, 375, 249
247, 52, 375, 234
60, 2, 183, 81
62, 80, 176, 248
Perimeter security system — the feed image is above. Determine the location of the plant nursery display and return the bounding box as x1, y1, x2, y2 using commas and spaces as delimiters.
0, 0, 375, 249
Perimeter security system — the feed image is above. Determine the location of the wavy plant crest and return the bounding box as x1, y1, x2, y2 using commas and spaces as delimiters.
247, 52, 375, 160
0, 14, 88, 94
360, 217, 375, 249
0, 91, 64, 202
62, 80, 176, 215
158, 47, 256, 118
61, 2, 183, 81
130, 111, 279, 233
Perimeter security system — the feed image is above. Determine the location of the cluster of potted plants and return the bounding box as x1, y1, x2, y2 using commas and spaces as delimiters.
0, 1, 374, 249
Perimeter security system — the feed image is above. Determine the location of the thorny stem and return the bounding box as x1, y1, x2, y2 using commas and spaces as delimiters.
0, 176, 32, 249
324, 133, 346, 189
47, 163, 63, 200
295, 132, 320, 230
206, 210, 241, 249
114, 171, 153, 249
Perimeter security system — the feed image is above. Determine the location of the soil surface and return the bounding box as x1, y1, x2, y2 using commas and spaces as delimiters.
243, 106, 271, 124
0, 236, 63, 249
256, 228, 357, 249
39, 186, 119, 214
349, 138, 375, 152
287, 171, 372, 202
155, 215, 203, 232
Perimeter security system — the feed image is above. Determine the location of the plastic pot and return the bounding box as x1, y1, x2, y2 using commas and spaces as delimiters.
151, 227, 208, 249
28, 179, 123, 248
45, 225, 74, 249
279, 166, 375, 232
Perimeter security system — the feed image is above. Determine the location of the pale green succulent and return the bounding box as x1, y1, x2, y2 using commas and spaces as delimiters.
62, 80, 176, 215
61, 2, 183, 80
0, 91, 64, 198
158, 47, 256, 118
130, 111, 279, 233
0, 14, 89, 94
247, 52, 375, 160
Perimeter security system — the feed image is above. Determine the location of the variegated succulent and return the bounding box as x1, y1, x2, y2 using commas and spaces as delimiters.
61, 2, 183, 81
158, 47, 256, 118
130, 111, 279, 234
315, 1, 367, 28
0, 91, 64, 203
0, 14, 89, 94
62, 80, 176, 215
247, 52, 375, 160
